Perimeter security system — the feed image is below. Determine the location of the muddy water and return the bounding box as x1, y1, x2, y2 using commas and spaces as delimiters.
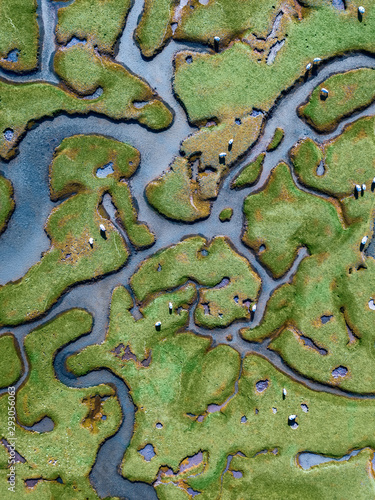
0, 0, 375, 497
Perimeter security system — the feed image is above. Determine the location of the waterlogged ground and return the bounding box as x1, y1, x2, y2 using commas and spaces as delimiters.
1, 1, 375, 499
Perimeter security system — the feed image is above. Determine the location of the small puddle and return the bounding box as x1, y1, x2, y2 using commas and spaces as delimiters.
267, 12, 283, 39
82, 87, 103, 100
320, 315, 332, 324
267, 40, 285, 65
138, 443, 156, 462
65, 37, 87, 48
298, 449, 362, 470
255, 379, 269, 393
332, 366, 348, 379
332, 0, 345, 10
3, 128, 14, 142
316, 160, 325, 176
4, 49, 19, 62
96, 162, 114, 178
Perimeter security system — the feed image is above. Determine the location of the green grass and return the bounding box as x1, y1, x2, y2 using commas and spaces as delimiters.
0, 135, 154, 327
175, 0, 287, 47
54, 44, 173, 127
0, 0, 39, 72
291, 116, 375, 213
266, 127, 284, 151
110, 183, 155, 248
146, 157, 211, 222
231, 153, 265, 190
0, 334, 22, 388
298, 68, 375, 132
241, 121, 375, 392
219, 207, 233, 222
0, 44, 172, 161
66, 283, 375, 497
130, 235, 261, 329
146, 114, 263, 221
135, 0, 173, 57
0, 309, 121, 499
0, 175, 14, 234
174, 1, 375, 124
242, 162, 344, 279
56, 0, 131, 55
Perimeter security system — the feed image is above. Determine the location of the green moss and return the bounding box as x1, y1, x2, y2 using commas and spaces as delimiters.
175, 0, 287, 47
130, 235, 261, 328
135, 0, 173, 57
174, 2, 375, 124
180, 114, 263, 197
146, 114, 263, 221
266, 127, 284, 152
241, 122, 375, 392
231, 153, 265, 189
54, 44, 173, 127
242, 162, 344, 278
0, 175, 14, 234
0, 334, 22, 388
146, 157, 211, 222
292, 116, 375, 214
110, 183, 155, 248
67, 288, 375, 498
0, 0, 39, 72
0, 135, 154, 327
0, 45, 172, 161
219, 207, 233, 222
67, 285, 242, 487
0, 309, 121, 498
299, 68, 375, 132
220, 448, 375, 500
56, 0, 131, 55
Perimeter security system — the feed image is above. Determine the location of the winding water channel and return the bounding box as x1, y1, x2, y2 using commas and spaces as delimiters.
0, 0, 375, 497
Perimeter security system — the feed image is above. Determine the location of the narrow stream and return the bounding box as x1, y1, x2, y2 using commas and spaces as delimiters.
0, 0, 375, 497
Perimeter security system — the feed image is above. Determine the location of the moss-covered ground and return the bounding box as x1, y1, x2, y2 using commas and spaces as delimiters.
241, 116, 375, 393
130, 235, 260, 328
174, 1, 375, 124
0, 309, 122, 499
135, 0, 294, 57
66, 284, 375, 498
1, 0, 375, 497
135, 0, 174, 58
0, 43, 172, 161
0, 175, 14, 235
0, 334, 22, 388
175, 0, 290, 48
266, 127, 284, 152
231, 153, 265, 190
219, 207, 233, 222
299, 68, 375, 132
146, 114, 263, 221
0, 0, 39, 73
0, 135, 154, 327
56, 0, 131, 55
146, 157, 211, 222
